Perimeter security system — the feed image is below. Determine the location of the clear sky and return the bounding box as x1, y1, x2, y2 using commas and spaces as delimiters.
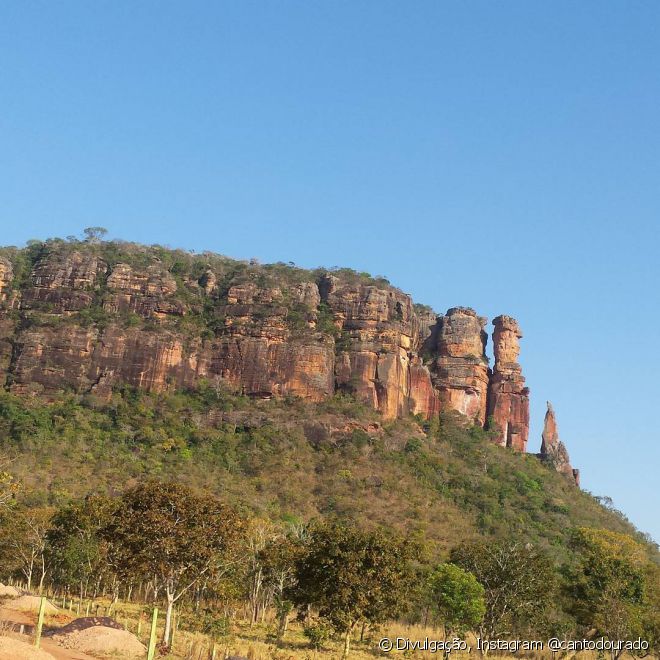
2, 1, 659, 541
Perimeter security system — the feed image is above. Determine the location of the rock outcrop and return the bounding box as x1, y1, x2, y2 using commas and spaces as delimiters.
104, 262, 185, 319
487, 315, 530, 451
0, 258, 12, 301
540, 402, 580, 485
431, 308, 489, 424
0, 242, 553, 457
21, 250, 106, 313
322, 275, 438, 419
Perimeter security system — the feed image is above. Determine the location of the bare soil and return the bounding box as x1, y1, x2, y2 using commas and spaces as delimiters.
0, 584, 20, 597
51, 624, 146, 658
9, 597, 58, 615
0, 636, 56, 659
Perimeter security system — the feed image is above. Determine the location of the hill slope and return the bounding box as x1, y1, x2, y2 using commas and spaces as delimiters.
0, 236, 655, 565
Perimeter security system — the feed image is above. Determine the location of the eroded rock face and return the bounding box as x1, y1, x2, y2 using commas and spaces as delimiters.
105, 263, 184, 319
21, 250, 107, 313
322, 275, 437, 419
1, 245, 553, 446
201, 280, 335, 400
0, 258, 13, 301
540, 402, 579, 485
431, 307, 489, 424
487, 315, 530, 451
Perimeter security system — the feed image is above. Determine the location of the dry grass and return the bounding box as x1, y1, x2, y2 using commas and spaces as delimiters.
0, 594, 638, 660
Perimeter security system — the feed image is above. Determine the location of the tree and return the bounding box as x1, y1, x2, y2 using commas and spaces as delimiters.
429, 563, 485, 641
105, 481, 244, 647
0, 458, 18, 507
568, 528, 651, 658
82, 227, 108, 242
451, 540, 555, 640
0, 506, 54, 591
46, 495, 117, 600
260, 532, 304, 644
291, 522, 416, 659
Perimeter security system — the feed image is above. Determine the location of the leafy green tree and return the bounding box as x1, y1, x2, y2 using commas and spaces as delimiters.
0, 458, 18, 507
429, 563, 485, 639
46, 495, 117, 600
291, 522, 416, 659
0, 506, 53, 592
451, 540, 555, 640
82, 226, 108, 242
259, 532, 304, 644
568, 528, 652, 657
105, 481, 244, 647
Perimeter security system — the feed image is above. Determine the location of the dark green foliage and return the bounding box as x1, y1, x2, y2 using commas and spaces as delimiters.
567, 527, 658, 649
0, 388, 653, 570
428, 563, 485, 636
303, 619, 333, 650
291, 522, 416, 657
46, 495, 117, 595
451, 540, 556, 639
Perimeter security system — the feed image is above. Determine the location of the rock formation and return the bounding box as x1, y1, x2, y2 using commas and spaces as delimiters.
0, 258, 12, 301
487, 315, 530, 451
322, 275, 438, 419
540, 402, 580, 485
21, 250, 106, 313
431, 308, 489, 425
0, 242, 549, 459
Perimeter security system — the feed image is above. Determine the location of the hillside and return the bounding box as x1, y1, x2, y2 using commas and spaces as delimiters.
0, 385, 651, 566
0, 236, 654, 563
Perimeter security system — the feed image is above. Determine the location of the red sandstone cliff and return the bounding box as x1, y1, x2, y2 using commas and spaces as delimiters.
486, 315, 530, 451
0, 241, 551, 466
431, 307, 489, 425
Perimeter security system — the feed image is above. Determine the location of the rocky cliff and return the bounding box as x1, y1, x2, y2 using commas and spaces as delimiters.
487, 315, 530, 451
539, 402, 580, 486
0, 239, 577, 475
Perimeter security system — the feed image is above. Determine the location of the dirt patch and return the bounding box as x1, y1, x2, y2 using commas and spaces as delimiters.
0, 635, 56, 659
49, 617, 123, 635
0, 585, 20, 598
9, 597, 58, 615
52, 623, 146, 659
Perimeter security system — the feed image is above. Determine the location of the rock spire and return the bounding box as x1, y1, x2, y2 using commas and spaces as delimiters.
540, 402, 580, 485
486, 315, 530, 451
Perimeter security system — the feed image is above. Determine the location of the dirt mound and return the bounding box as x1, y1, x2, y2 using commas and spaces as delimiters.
51, 617, 123, 634
0, 636, 56, 659
52, 624, 146, 658
8, 596, 58, 615
0, 584, 20, 597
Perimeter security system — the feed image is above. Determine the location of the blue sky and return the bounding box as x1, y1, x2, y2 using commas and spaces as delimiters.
2, 1, 659, 541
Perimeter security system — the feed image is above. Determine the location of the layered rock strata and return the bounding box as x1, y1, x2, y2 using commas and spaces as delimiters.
322, 275, 438, 419
487, 315, 530, 451
540, 402, 580, 485
0, 245, 538, 446
0, 258, 13, 301
431, 307, 489, 425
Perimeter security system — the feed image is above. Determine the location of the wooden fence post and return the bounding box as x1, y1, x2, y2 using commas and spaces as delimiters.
170, 609, 176, 650
146, 607, 159, 660
34, 597, 46, 649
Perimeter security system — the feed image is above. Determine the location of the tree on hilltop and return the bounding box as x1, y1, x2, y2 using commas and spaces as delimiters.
83, 226, 108, 242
